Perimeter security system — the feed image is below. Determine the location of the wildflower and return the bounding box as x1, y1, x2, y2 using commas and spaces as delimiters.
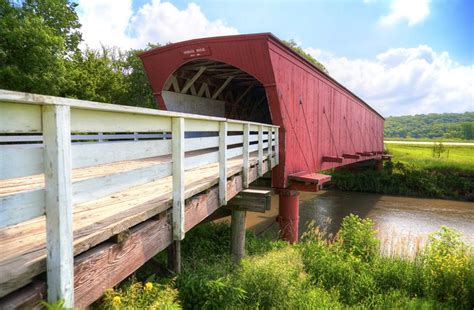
112, 296, 121, 305
145, 282, 153, 291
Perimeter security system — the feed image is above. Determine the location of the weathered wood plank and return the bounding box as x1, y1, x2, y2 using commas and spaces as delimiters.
227, 122, 243, 132
0, 102, 42, 133
42, 105, 74, 307
275, 127, 279, 165
0, 146, 43, 179
185, 118, 219, 132
219, 122, 227, 206
72, 162, 172, 205
185, 136, 219, 152
227, 134, 243, 145
172, 117, 185, 241
0, 189, 44, 228
72, 140, 171, 168
184, 150, 219, 170
242, 124, 250, 188
71, 108, 171, 133
74, 216, 172, 308
267, 126, 273, 171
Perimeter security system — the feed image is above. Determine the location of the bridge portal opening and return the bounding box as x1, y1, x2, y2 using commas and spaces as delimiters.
161, 59, 272, 124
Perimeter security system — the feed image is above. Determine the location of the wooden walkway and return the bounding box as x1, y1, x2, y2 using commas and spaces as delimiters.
0, 90, 279, 308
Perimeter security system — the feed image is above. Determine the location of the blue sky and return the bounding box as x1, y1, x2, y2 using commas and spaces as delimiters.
144, 0, 474, 65
77, 0, 473, 116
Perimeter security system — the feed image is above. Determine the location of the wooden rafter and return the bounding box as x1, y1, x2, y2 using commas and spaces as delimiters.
212, 76, 234, 100
164, 75, 180, 92
181, 67, 206, 94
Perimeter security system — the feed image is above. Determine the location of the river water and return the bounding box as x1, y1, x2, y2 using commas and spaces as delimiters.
246, 190, 474, 257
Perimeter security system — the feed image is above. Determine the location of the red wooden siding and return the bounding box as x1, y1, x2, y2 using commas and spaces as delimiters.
140, 33, 384, 190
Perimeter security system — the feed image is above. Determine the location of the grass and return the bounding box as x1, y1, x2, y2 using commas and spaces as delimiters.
386, 143, 474, 173
90, 217, 474, 310
384, 137, 474, 143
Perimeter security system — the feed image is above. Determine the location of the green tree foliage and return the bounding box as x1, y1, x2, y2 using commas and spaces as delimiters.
0, 0, 157, 108
0, 0, 81, 95
384, 112, 474, 140
460, 122, 474, 140
283, 39, 329, 74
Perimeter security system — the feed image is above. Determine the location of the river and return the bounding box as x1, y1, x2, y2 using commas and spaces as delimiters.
245, 190, 474, 257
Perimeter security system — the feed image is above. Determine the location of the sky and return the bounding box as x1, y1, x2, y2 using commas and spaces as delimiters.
76, 0, 474, 117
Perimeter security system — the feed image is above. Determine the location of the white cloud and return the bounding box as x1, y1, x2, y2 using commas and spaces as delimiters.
305, 45, 474, 116
76, 0, 238, 50
379, 0, 430, 26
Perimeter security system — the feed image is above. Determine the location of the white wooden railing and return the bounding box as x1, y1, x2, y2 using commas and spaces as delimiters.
0, 90, 279, 306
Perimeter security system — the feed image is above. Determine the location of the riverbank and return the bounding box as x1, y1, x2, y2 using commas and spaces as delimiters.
91, 216, 473, 309
328, 143, 473, 201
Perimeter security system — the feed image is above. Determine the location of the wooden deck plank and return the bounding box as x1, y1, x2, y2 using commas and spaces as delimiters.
0, 151, 273, 298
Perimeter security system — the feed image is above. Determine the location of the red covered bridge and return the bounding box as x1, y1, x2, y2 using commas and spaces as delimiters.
0, 33, 384, 308
140, 33, 385, 242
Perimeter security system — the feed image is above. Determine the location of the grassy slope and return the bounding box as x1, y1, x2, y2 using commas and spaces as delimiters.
385, 144, 474, 173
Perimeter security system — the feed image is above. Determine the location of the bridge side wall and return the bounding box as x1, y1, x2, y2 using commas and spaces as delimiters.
267, 39, 384, 187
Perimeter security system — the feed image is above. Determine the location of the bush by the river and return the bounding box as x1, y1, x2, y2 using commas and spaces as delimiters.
94, 216, 473, 310
330, 161, 473, 201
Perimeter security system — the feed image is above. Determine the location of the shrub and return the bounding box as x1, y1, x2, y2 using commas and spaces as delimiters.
421, 226, 473, 308
338, 214, 379, 261
98, 279, 180, 310
233, 247, 306, 308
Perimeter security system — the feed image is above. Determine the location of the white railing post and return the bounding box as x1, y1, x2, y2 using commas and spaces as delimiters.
267, 126, 273, 171
219, 122, 227, 205
242, 123, 250, 188
42, 105, 74, 307
275, 127, 279, 165
172, 117, 185, 241
258, 125, 263, 177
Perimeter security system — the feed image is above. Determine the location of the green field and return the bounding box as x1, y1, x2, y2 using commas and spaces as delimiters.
385, 143, 474, 173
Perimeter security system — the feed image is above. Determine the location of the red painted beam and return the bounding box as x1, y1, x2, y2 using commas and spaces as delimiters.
322, 156, 343, 163
342, 153, 360, 159
356, 152, 373, 157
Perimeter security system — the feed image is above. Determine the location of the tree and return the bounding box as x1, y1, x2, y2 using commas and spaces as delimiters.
460, 122, 474, 140
62, 47, 127, 103
283, 39, 328, 74
0, 0, 82, 95
118, 44, 159, 108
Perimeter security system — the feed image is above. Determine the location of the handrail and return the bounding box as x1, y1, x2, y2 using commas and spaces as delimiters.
0, 89, 279, 307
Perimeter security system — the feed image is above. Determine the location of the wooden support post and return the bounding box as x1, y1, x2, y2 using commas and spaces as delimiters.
219, 122, 227, 206
242, 123, 250, 188
275, 127, 279, 165
258, 125, 263, 177
172, 117, 185, 241
167, 241, 181, 274
42, 105, 74, 307
267, 126, 273, 170
231, 209, 246, 264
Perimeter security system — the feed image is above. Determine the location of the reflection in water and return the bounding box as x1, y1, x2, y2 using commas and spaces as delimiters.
298, 190, 474, 257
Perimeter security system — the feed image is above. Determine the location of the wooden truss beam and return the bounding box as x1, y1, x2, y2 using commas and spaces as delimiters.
212, 76, 233, 99
181, 67, 206, 94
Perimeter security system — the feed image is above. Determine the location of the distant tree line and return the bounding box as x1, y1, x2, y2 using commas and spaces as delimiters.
384, 112, 474, 140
